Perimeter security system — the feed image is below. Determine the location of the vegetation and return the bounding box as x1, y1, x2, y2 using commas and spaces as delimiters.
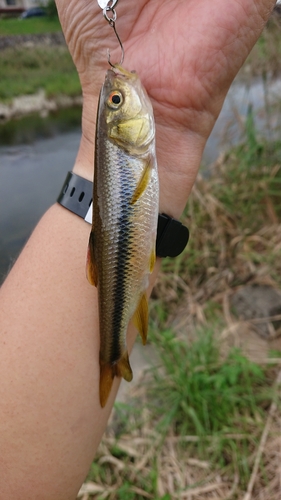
45, 0, 59, 19
78, 115, 281, 499
0, 17, 61, 36
242, 14, 281, 77
0, 12, 81, 103
0, 46, 80, 101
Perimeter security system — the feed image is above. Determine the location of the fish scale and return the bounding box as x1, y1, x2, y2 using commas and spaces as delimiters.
87, 65, 159, 407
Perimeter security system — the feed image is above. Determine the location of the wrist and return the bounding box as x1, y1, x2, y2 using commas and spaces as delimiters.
72, 94, 98, 181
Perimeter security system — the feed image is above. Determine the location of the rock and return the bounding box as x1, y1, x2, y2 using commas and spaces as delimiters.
0, 91, 82, 121
231, 284, 281, 338
12, 90, 57, 116
0, 102, 10, 121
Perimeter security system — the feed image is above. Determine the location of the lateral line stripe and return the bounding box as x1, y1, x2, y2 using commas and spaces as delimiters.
110, 167, 133, 363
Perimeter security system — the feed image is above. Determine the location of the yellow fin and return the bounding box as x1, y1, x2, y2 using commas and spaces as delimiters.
99, 363, 114, 408
130, 160, 151, 205
86, 233, 98, 286
133, 293, 148, 345
149, 247, 156, 273
99, 352, 133, 407
115, 351, 133, 382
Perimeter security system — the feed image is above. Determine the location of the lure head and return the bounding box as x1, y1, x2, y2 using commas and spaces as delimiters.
100, 65, 155, 154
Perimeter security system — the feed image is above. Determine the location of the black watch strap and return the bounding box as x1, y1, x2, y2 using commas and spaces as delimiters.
57, 171, 189, 258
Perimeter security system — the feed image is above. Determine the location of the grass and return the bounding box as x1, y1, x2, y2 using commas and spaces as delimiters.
77, 117, 281, 498
80, 329, 280, 499
240, 14, 281, 77
0, 17, 61, 36
0, 15, 81, 103
76, 30, 281, 498
149, 329, 268, 436
0, 45, 81, 101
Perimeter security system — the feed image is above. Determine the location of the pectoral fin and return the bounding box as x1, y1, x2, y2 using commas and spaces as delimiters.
99, 352, 133, 408
149, 247, 156, 273
133, 293, 148, 345
86, 232, 98, 286
130, 160, 151, 205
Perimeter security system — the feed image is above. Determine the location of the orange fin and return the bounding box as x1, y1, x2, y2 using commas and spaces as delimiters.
115, 351, 133, 382
130, 160, 151, 205
99, 363, 114, 408
133, 293, 148, 345
99, 352, 133, 408
86, 233, 98, 286
149, 247, 156, 273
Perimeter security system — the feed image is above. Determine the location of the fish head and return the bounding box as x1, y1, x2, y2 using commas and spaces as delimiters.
100, 65, 155, 153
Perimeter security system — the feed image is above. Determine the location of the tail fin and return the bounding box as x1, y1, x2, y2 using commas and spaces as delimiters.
99, 351, 133, 407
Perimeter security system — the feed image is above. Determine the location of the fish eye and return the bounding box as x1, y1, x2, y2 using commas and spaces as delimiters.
107, 91, 123, 109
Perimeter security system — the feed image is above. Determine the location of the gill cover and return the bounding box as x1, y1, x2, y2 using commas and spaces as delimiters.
103, 66, 154, 152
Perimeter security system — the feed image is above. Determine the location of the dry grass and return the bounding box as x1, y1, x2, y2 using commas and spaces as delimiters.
241, 14, 281, 78
77, 18, 281, 499
78, 137, 281, 499
78, 369, 281, 500
154, 148, 281, 331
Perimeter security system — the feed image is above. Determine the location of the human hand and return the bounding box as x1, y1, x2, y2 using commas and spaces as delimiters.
56, 0, 275, 217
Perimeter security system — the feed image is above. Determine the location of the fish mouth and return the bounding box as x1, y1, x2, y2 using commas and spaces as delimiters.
105, 65, 137, 85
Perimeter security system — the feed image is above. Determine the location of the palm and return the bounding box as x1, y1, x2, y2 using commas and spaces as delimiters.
56, 0, 273, 215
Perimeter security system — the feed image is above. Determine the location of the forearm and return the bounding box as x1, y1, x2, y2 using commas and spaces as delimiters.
0, 203, 97, 498
0, 187, 163, 498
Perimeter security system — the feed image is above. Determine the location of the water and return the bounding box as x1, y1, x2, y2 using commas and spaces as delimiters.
1, 76, 281, 283
0, 108, 82, 283
202, 75, 281, 165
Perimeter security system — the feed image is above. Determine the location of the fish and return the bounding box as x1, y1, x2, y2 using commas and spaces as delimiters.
86, 65, 159, 407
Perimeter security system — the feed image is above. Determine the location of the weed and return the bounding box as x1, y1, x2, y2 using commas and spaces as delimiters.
0, 17, 61, 36
81, 325, 279, 499
241, 15, 281, 77
0, 46, 81, 101
148, 328, 269, 437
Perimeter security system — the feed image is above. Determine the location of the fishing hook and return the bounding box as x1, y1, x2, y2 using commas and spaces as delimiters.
102, 1, 124, 67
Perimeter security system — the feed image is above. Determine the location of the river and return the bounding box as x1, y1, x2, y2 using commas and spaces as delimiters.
0, 108, 81, 282
1, 76, 281, 283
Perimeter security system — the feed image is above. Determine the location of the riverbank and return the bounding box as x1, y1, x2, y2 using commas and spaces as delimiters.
0, 13, 281, 121
0, 89, 82, 121
79, 136, 281, 500
0, 34, 81, 109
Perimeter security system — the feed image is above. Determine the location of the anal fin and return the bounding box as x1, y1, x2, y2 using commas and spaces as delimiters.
115, 351, 133, 382
133, 293, 148, 345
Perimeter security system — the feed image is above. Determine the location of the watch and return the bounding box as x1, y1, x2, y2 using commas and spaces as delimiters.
57, 171, 189, 258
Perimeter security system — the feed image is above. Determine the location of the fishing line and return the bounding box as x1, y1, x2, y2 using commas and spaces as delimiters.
97, 0, 125, 67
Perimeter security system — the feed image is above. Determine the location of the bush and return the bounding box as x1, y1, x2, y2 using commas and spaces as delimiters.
46, 0, 58, 19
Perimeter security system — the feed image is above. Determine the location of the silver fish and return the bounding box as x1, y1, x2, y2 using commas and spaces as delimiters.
87, 65, 159, 407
